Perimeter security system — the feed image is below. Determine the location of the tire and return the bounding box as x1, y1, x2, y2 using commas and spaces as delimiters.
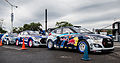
47, 40, 54, 49
16, 40, 19, 46
2, 39, 6, 45
78, 40, 89, 53
28, 40, 33, 47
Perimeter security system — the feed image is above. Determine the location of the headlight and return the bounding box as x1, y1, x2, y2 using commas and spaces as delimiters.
34, 41, 40, 44
90, 36, 102, 40
93, 44, 102, 48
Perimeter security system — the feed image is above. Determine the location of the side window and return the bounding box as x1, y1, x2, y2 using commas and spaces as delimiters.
56, 29, 61, 34
63, 28, 74, 34
52, 29, 61, 34
20, 32, 24, 35
52, 30, 57, 33
24, 32, 28, 35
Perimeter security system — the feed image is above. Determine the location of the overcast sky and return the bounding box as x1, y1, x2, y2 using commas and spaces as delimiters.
0, 0, 120, 31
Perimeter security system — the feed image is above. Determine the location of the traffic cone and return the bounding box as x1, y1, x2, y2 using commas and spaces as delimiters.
21, 38, 27, 50
81, 45, 91, 61
0, 39, 3, 46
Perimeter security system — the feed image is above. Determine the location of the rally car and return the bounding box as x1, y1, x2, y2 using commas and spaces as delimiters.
1, 33, 18, 45
16, 30, 47, 47
47, 26, 114, 53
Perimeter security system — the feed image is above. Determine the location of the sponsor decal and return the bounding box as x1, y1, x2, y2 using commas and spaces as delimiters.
64, 47, 67, 48
68, 47, 72, 49
54, 45, 57, 47
60, 46, 63, 48
60, 38, 67, 41
56, 46, 59, 48
73, 37, 79, 46
67, 39, 75, 44
73, 47, 77, 49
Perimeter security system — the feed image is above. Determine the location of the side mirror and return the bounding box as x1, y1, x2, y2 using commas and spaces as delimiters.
66, 31, 70, 35
112, 36, 115, 39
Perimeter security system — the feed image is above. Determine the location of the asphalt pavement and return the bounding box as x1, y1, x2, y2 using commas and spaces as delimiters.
0, 44, 120, 63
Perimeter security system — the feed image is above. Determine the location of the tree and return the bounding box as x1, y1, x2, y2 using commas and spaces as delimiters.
23, 22, 42, 31
13, 27, 24, 33
13, 27, 18, 33
0, 27, 7, 33
56, 21, 73, 28
13, 22, 42, 33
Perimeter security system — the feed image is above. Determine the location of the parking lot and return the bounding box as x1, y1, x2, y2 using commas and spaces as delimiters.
0, 43, 120, 63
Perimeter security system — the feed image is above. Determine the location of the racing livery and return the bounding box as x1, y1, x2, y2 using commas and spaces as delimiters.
2, 33, 18, 45
16, 30, 47, 47
47, 26, 114, 53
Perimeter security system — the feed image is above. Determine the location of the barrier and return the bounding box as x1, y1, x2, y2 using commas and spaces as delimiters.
21, 38, 27, 50
81, 45, 91, 61
0, 39, 3, 46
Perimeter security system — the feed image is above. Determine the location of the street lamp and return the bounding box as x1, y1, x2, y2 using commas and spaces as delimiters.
5, 0, 18, 33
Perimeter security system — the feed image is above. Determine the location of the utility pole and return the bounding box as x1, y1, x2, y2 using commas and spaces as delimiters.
0, 18, 4, 28
5, 0, 18, 33
45, 9, 47, 32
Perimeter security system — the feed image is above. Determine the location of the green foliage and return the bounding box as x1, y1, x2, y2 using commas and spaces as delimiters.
0, 27, 7, 33
13, 22, 42, 33
23, 22, 42, 31
107, 29, 112, 34
55, 21, 73, 28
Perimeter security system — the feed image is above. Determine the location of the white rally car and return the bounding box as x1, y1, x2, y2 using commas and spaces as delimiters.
2, 33, 18, 45
47, 26, 114, 53
16, 30, 47, 47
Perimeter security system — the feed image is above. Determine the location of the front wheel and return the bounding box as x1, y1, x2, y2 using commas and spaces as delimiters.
16, 40, 19, 46
29, 40, 33, 47
47, 40, 54, 49
78, 40, 89, 53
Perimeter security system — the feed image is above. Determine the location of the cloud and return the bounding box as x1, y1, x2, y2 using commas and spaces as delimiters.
0, 0, 120, 31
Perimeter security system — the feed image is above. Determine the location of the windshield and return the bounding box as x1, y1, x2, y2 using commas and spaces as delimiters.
71, 27, 92, 33
90, 34, 110, 38
28, 31, 39, 35
9, 33, 18, 37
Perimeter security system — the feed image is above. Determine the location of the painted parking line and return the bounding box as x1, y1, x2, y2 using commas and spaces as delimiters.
114, 46, 120, 48
59, 55, 72, 59
2, 46, 21, 50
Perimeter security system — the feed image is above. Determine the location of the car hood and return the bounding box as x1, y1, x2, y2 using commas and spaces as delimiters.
69, 33, 111, 39
88, 34, 111, 38
32, 35, 47, 38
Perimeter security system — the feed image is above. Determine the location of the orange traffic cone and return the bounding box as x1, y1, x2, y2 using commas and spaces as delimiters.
0, 39, 3, 46
21, 38, 27, 50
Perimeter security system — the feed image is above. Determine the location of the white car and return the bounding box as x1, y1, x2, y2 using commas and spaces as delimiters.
16, 30, 47, 47
2, 33, 18, 45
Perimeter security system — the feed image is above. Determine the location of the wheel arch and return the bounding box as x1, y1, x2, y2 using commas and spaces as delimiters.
78, 39, 90, 52
15, 38, 19, 42
28, 37, 33, 42
47, 39, 53, 43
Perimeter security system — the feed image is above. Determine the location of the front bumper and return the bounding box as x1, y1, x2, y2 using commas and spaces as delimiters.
33, 41, 47, 46
91, 47, 114, 52
33, 41, 40, 46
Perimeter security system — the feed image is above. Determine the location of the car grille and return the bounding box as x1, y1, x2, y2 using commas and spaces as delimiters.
102, 38, 113, 48
40, 38, 47, 44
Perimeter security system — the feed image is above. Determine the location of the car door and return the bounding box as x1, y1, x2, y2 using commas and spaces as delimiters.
23, 31, 29, 43
62, 27, 74, 40
62, 27, 78, 46
51, 28, 62, 44
18, 32, 24, 42
51, 28, 62, 37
